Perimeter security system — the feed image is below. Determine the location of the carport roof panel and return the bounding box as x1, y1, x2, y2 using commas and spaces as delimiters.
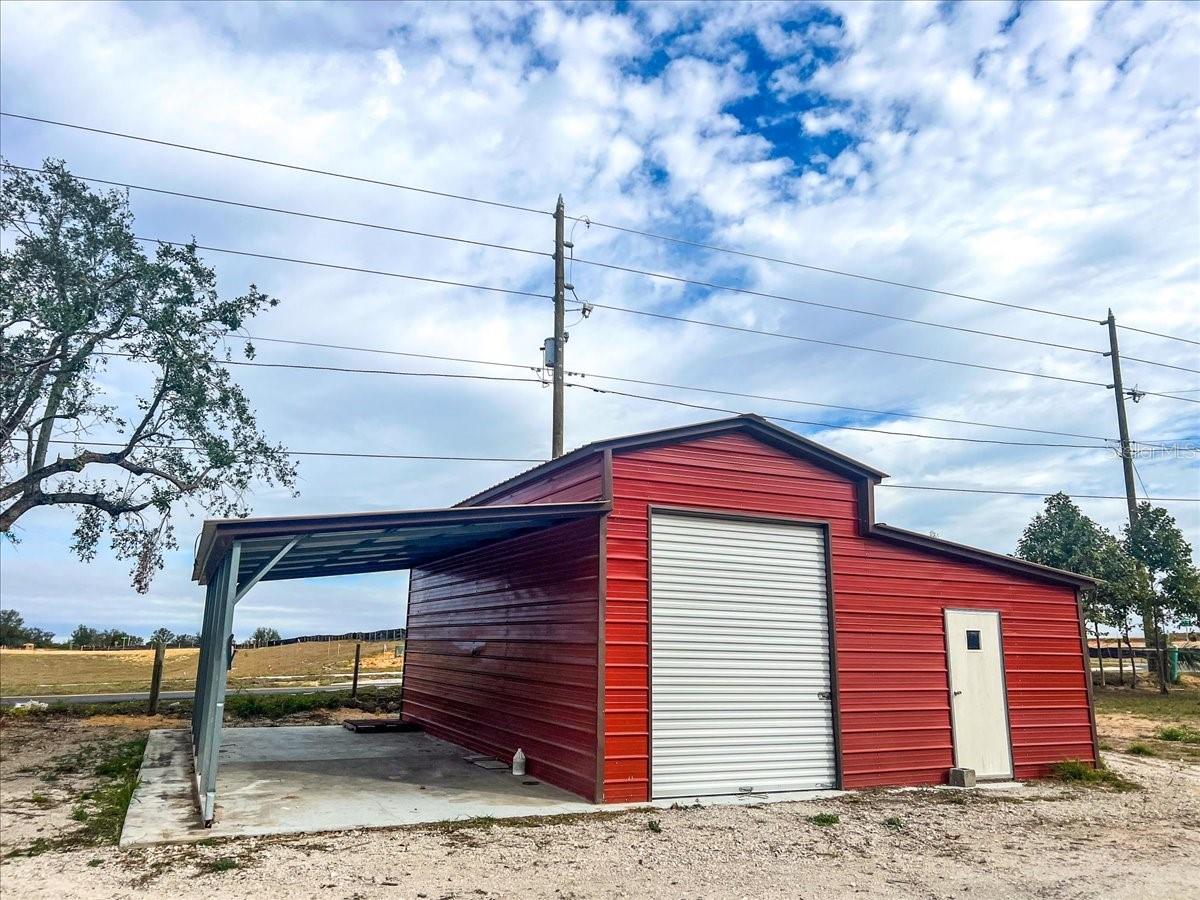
192, 501, 610, 585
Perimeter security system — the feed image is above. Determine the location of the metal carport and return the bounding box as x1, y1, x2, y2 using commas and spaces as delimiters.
189, 500, 609, 826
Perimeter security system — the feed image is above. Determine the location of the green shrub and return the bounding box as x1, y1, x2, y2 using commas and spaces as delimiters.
1126, 743, 1157, 757
808, 813, 840, 827
1156, 724, 1200, 744
1051, 759, 1139, 792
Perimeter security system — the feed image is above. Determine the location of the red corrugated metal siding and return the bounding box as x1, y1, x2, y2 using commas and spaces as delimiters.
603, 432, 1093, 801
402, 516, 601, 800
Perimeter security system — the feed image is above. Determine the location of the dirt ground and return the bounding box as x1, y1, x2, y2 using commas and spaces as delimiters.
1, 709, 1198, 899
0, 640, 403, 696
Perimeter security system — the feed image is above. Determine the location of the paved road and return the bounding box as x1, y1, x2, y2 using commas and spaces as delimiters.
0, 678, 404, 706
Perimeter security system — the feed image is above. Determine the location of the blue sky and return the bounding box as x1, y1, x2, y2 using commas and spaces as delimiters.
1, 0, 1197, 640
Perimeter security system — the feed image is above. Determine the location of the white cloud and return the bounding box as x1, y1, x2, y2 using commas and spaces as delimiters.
1, 0, 1196, 640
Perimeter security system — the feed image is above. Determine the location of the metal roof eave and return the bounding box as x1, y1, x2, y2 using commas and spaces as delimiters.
192, 500, 611, 585
870, 522, 1098, 589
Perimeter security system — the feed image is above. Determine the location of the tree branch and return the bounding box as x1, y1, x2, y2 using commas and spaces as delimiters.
0, 489, 156, 531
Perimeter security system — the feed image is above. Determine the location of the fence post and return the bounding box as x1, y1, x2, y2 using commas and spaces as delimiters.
148, 640, 166, 715
351, 642, 362, 699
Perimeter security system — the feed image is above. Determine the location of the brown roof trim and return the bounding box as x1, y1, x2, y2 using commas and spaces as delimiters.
460, 414, 885, 507
869, 522, 1097, 588
192, 500, 611, 583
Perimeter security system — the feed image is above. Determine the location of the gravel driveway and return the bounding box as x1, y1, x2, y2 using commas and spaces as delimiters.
3, 732, 1196, 900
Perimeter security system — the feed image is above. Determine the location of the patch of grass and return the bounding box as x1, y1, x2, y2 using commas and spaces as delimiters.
87, 858, 103, 867
222, 691, 342, 720
28, 792, 54, 809
883, 816, 904, 831
1156, 724, 1200, 744
1051, 758, 1140, 792
199, 856, 240, 873
420, 807, 642, 835
808, 813, 840, 827
71, 738, 146, 845
4, 737, 146, 857
1126, 743, 1157, 757
647, 819, 662, 833
1093, 683, 1200, 721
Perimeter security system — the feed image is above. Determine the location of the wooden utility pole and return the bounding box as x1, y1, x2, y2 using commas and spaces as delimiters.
552, 195, 567, 458
1104, 311, 1139, 528
1105, 310, 1167, 692
148, 640, 166, 715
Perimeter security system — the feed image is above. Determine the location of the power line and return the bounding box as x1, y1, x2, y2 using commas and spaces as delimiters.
1116, 324, 1200, 347
37, 438, 543, 463
573, 216, 1200, 348
94, 349, 1114, 449
139, 237, 1165, 391
244, 334, 538, 373
238, 333, 1196, 446
10, 219, 1196, 401
99, 231, 1139, 390
2, 164, 551, 259
563, 381, 1113, 449
98, 351, 544, 385
34, 438, 1196, 502
22, 162, 1196, 374
130, 235, 550, 299
590, 300, 1200, 401
878, 484, 1198, 502
585, 300, 1107, 388
8, 111, 1195, 349
573, 255, 1198, 375
102, 335, 1199, 448
1, 112, 549, 217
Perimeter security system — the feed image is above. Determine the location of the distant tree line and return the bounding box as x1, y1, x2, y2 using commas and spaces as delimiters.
244, 627, 406, 648
0, 609, 55, 647
1, 611, 403, 651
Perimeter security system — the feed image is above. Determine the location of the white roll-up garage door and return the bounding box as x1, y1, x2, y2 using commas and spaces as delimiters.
650, 511, 837, 798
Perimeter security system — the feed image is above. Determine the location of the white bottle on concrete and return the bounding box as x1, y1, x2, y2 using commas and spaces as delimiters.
512, 748, 526, 776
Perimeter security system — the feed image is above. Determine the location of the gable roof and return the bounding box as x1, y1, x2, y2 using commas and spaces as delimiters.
460, 414, 1094, 589
461, 414, 885, 507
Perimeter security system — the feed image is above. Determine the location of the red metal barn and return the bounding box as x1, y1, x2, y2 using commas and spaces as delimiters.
400, 415, 1098, 804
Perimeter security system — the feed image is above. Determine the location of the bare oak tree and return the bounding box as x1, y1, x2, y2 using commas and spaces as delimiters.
1, 161, 296, 591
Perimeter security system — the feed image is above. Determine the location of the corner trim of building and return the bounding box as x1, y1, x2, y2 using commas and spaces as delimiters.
595, 490, 609, 804
1075, 587, 1102, 766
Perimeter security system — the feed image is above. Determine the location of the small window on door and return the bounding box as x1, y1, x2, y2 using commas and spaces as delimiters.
966, 630, 981, 651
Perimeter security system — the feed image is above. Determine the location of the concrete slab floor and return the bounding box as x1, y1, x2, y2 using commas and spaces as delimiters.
121, 726, 596, 846
121, 726, 870, 846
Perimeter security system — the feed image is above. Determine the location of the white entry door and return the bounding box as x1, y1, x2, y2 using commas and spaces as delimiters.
944, 609, 1013, 780
650, 512, 837, 798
